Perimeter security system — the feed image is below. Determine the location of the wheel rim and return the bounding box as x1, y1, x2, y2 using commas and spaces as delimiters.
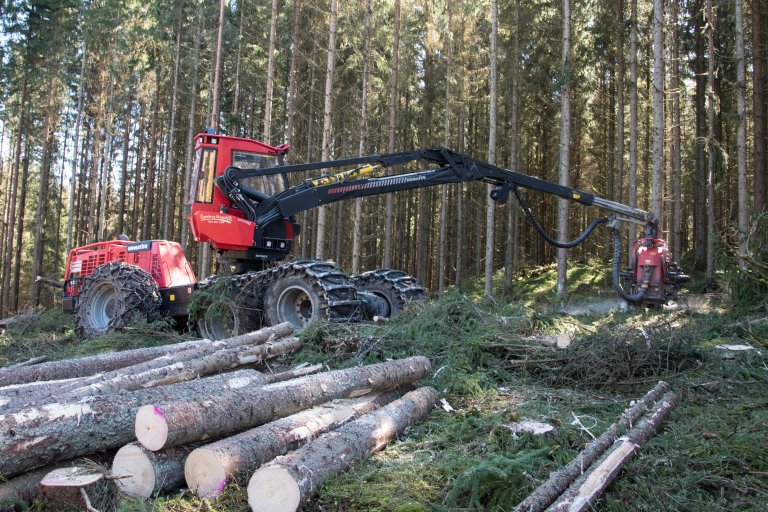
276, 286, 315, 327
87, 282, 122, 330
200, 303, 237, 340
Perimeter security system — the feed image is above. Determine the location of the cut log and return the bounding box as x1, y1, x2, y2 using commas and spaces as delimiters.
547, 391, 682, 512
111, 442, 193, 499
0, 338, 211, 387
39, 466, 109, 512
61, 336, 301, 398
136, 356, 432, 452
513, 381, 671, 512
7, 356, 48, 368
0, 369, 270, 478
3, 323, 295, 410
262, 363, 325, 384
247, 386, 438, 512
0, 377, 80, 405
185, 388, 406, 498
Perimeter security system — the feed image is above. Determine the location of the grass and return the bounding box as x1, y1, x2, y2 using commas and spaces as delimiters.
2, 261, 767, 511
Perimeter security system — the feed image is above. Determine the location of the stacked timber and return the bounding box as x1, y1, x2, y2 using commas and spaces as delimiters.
0, 323, 436, 511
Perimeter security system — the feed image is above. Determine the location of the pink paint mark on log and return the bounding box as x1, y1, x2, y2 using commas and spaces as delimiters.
216, 479, 227, 493
153, 406, 165, 417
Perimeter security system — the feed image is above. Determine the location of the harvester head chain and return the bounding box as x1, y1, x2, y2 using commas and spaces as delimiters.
273, 260, 363, 323
352, 268, 426, 314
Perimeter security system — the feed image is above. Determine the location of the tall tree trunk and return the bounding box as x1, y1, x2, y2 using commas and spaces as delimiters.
556, 0, 571, 297
131, 103, 145, 240
628, 0, 638, 246
736, 0, 747, 265
439, 0, 453, 294
88, 72, 105, 242
705, 0, 716, 285
417, 0, 434, 285
315, 0, 339, 259
12, 144, 30, 311
670, 0, 682, 262
162, 25, 182, 240
263, 0, 279, 143
98, 75, 116, 241
66, 46, 86, 254
285, 0, 302, 150
753, 0, 766, 212
484, 0, 498, 297
116, 91, 133, 237
181, 17, 202, 251
652, 0, 665, 224
694, 0, 707, 267
1, 73, 27, 317
202, 0, 227, 277
231, 1, 245, 135
616, 0, 625, 204
352, 0, 372, 274
504, 3, 521, 294
31, 82, 59, 306
142, 76, 161, 241
383, 0, 401, 268
455, 15, 466, 288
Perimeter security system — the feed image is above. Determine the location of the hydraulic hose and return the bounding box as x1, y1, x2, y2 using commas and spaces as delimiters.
611, 227, 650, 304
512, 188, 610, 249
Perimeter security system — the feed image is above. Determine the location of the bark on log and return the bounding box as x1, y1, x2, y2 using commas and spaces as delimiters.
0, 454, 114, 511
262, 364, 324, 384
111, 443, 192, 499
39, 466, 108, 512
0, 369, 270, 478
0, 338, 210, 387
3, 323, 294, 410
135, 356, 432, 451
0, 378, 80, 405
185, 388, 406, 498
60, 336, 301, 399
7, 356, 48, 368
547, 391, 682, 512
513, 381, 671, 512
246, 386, 438, 512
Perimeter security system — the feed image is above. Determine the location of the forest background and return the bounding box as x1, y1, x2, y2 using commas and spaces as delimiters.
0, 0, 766, 316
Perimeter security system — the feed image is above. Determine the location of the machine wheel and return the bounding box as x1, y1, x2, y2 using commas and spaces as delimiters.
263, 260, 361, 329
353, 269, 425, 318
194, 274, 261, 340
74, 262, 162, 339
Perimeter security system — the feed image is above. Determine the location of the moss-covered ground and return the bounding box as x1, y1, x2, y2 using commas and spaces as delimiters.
1, 262, 766, 512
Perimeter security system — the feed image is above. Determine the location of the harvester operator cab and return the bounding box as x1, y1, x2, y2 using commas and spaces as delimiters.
186, 132, 294, 271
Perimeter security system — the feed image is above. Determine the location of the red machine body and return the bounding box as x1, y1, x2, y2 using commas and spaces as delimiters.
62, 239, 197, 315
187, 132, 292, 257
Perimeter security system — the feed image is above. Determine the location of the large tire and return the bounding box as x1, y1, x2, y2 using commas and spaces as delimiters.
353, 269, 425, 318
74, 262, 162, 339
194, 274, 261, 340
263, 261, 361, 329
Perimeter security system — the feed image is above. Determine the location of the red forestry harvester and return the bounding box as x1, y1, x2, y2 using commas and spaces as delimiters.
63, 132, 688, 338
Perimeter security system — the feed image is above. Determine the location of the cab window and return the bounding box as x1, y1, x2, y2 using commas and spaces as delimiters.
232, 150, 287, 197
195, 148, 218, 203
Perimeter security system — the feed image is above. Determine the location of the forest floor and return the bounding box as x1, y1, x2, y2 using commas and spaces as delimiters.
1, 261, 767, 512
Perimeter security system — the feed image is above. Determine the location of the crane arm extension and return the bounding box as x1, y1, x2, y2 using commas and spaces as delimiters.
218, 147, 655, 237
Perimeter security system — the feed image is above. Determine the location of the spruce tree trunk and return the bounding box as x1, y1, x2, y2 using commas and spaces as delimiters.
754, 0, 767, 213
185, 389, 405, 498
705, 0, 716, 286
504, 4, 521, 294
246, 387, 437, 512
670, 0, 683, 262
162, 26, 181, 240
285, 0, 302, 150
556, 0, 571, 297
439, 0, 453, 294
628, 0, 639, 247
66, 45, 86, 254
116, 91, 132, 237
352, 0, 372, 274
180, 17, 201, 251
735, 0, 747, 266
135, 356, 431, 451
651, 0, 665, 224
484, 0, 498, 298
616, 0, 625, 204
262, 0, 279, 143
315, 0, 339, 259
383, 0, 401, 269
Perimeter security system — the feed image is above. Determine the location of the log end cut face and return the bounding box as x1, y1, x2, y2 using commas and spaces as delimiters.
39, 467, 103, 487
112, 443, 156, 498
247, 465, 301, 512
135, 405, 168, 451
184, 448, 228, 498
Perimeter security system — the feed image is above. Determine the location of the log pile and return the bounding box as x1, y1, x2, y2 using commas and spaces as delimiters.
513, 381, 682, 512
0, 323, 436, 511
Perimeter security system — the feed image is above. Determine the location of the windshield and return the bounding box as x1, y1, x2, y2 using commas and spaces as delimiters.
193, 148, 218, 204
232, 150, 287, 197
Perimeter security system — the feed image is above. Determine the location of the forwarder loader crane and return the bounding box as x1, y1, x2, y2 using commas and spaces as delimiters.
63, 132, 688, 339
